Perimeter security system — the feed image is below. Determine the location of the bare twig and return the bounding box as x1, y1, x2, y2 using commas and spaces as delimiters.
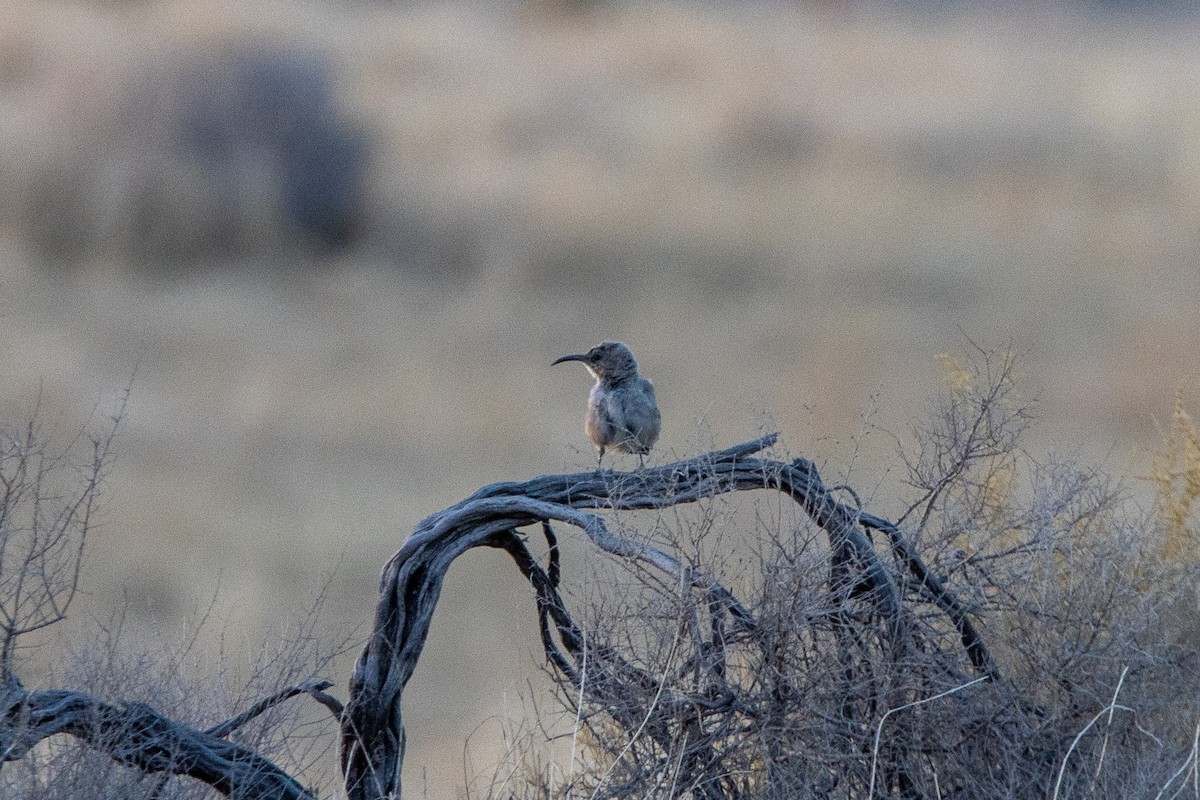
867, 676, 990, 799
205, 679, 340, 738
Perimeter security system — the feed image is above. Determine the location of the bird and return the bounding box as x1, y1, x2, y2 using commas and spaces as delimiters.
553, 341, 661, 469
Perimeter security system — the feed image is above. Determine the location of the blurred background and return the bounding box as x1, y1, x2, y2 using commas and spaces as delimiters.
2, 0, 1199, 796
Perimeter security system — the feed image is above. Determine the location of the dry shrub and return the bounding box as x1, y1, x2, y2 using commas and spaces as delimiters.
6, 616, 345, 800
0, 399, 351, 800
505, 349, 1200, 799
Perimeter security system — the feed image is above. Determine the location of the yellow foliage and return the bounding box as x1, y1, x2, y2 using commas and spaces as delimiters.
982, 461, 1016, 516
1148, 391, 1200, 563
935, 352, 974, 397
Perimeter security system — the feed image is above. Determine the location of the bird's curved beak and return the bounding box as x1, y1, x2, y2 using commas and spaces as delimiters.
552, 354, 587, 366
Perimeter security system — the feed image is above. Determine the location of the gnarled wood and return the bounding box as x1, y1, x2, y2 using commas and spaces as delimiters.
341, 435, 995, 799
0, 679, 335, 799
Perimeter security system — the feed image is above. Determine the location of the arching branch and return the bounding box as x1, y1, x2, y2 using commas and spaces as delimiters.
340, 435, 994, 800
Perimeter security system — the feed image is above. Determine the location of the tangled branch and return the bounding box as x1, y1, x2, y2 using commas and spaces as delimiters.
341, 435, 993, 799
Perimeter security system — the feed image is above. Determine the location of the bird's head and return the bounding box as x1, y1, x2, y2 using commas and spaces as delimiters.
553, 341, 640, 384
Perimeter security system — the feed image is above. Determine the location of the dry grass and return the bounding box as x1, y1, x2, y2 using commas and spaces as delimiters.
1149, 391, 1200, 562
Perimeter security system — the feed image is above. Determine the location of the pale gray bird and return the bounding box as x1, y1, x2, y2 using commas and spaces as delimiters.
553, 341, 661, 469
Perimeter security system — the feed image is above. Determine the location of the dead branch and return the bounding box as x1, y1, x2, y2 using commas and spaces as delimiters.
0, 679, 330, 799
205, 679, 340, 738
341, 435, 993, 799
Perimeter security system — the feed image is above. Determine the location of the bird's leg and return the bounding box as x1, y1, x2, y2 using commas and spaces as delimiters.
596, 447, 605, 472
637, 453, 646, 469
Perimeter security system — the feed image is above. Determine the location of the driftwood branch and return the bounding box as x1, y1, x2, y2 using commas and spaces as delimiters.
0, 678, 335, 799
341, 435, 995, 799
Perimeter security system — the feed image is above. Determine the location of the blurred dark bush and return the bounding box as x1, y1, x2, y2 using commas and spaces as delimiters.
178, 49, 369, 250
23, 44, 370, 271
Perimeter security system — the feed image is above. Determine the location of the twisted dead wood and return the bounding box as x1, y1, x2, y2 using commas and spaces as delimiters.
0, 678, 336, 798
341, 435, 995, 800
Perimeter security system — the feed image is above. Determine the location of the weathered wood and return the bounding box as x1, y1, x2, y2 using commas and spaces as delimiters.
0, 679, 332, 799
861, 510, 998, 679
0, 431, 995, 799
341, 435, 993, 799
